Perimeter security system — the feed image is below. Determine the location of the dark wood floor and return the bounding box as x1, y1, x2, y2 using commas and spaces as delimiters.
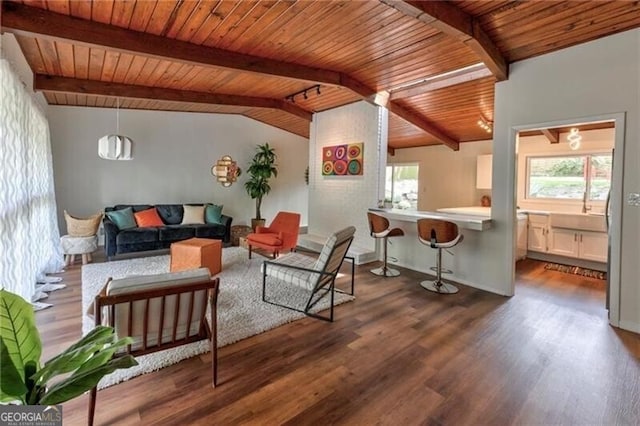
36, 253, 640, 425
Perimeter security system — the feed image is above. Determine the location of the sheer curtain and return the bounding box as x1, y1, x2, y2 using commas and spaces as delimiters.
0, 59, 64, 302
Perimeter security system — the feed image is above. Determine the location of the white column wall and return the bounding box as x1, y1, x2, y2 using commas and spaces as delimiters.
308, 101, 387, 250
492, 29, 640, 331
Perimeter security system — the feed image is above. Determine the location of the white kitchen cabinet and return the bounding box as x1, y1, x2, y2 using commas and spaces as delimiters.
579, 231, 608, 262
527, 214, 549, 252
548, 228, 579, 257
548, 228, 607, 262
476, 154, 492, 189
517, 216, 528, 259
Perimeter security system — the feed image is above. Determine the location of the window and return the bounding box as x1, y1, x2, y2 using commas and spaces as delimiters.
385, 163, 419, 210
526, 153, 612, 200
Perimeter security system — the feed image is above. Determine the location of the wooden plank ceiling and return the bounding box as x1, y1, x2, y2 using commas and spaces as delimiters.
2, 0, 639, 150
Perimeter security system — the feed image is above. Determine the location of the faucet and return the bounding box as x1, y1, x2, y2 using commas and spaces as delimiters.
582, 191, 591, 214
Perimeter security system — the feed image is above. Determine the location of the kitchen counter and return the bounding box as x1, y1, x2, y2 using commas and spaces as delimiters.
436, 206, 527, 220
369, 208, 492, 231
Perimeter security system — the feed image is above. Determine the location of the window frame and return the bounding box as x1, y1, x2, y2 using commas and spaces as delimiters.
524, 150, 612, 202
385, 162, 419, 211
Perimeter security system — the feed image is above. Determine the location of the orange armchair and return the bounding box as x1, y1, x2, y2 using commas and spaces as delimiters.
247, 212, 301, 259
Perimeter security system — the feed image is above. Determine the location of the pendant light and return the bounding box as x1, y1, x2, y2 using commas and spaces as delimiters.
98, 98, 134, 160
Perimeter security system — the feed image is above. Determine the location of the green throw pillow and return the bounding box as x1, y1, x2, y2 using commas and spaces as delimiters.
106, 207, 137, 230
205, 204, 223, 225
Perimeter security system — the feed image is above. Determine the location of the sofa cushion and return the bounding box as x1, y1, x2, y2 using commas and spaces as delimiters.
205, 204, 223, 224
106, 268, 212, 349
134, 207, 164, 227
116, 227, 159, 245
112, 204, 152, 213
106, 207, 137, 231
181, 205, 205, 224
193, 224, 226, 239
107, 268, 211, 295
159, 225, 195, 242
156, 205, 183, 225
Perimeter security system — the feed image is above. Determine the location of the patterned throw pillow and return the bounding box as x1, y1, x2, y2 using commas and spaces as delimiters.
105, 207, 137, 230
134, 207, 164, 227
181, 205, 205, 225
205, 204, 223, 224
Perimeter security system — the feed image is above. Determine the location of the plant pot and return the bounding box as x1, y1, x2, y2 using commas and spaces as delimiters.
251, 218, 266, 231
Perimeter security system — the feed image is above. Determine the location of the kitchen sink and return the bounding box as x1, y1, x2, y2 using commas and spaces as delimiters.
549, 212, 607, 232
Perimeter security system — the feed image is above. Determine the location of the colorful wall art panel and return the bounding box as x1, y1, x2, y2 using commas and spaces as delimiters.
321, 143, 364, 176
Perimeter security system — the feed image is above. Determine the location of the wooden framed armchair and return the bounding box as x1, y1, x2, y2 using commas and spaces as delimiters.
261, 226, 355, 322
89, 268, 219, 426
247, 211, 301, 259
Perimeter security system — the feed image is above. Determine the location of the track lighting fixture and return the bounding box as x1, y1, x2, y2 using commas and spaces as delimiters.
285, 84, 322, 103
477, 116, 493, 133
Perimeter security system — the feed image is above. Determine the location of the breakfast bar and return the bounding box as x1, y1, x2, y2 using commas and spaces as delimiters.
367, 208, 495, 293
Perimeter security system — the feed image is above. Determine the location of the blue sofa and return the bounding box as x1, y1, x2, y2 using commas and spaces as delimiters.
103, 204, 232, 259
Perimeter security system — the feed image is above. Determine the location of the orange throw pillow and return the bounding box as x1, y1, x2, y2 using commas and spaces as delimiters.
134, 208, 164, 227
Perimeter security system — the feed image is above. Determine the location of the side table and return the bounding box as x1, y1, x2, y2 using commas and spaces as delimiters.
230, 225, 252, 246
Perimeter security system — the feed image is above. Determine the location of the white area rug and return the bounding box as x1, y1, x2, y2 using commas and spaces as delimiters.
81, 247, 354, 388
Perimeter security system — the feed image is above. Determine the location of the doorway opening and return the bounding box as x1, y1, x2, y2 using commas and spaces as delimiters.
511, 114, 624, 326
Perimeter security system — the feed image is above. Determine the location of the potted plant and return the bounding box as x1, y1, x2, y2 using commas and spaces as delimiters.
0, 289, 137, 406
245, 143, 277, 230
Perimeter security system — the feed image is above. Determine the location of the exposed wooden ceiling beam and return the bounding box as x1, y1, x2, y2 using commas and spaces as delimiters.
385, 103, 459, 151
379, 0, 508, 81
1, 2, 342, 86
541, 129, 560, 144
339, 77, 459, 151
34, 74, 313, 121
390, 63, 493, 100
3, 2, 459, 149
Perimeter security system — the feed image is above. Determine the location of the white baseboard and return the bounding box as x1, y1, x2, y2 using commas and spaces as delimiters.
618, 320, 640, 334
391, 259, 511, 297
297, 234, 375, 265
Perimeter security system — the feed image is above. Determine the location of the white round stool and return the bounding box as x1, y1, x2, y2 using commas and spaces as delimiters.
61, 235, 98, 266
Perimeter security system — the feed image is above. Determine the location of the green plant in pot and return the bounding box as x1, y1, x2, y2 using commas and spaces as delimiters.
245, 143, 277, 230
0, 289, 137, 406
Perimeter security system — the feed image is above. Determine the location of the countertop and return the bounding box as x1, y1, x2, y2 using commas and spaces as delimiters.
369, 208, 492, 231
436, 206, 527, 220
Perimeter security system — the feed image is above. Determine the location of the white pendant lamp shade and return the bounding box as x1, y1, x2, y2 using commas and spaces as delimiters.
98, 97, 134, 160
98, 134, 133, 160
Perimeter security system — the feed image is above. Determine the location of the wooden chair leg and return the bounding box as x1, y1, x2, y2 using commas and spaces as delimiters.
64, 255, 70, 266
70, 254, 76, 265
82, 254, 89, 265
248, 244, 252, 259
88, 387, 97, 426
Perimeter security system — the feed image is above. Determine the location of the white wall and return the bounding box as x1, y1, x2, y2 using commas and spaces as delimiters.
388, 140, 492, 211
48, 106, 309, 232
308, 101, 387, 250
517, 128, 614, 213
492, 29, 639, 331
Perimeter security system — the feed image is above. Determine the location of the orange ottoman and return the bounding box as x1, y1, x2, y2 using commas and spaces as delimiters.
170, 238, 222, 275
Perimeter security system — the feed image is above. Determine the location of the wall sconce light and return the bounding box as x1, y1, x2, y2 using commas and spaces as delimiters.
568, 127, 582, 150
211, 155, 241, 187
98, 98, 134, 160
477, 116, 493, 133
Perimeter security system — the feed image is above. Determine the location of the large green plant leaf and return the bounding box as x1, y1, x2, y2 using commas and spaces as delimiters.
70, 337, 133, 378
39, 355, 138, 405
0, 337, 27, 401
0, 289, 41, 379
32, 327, 125, 385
